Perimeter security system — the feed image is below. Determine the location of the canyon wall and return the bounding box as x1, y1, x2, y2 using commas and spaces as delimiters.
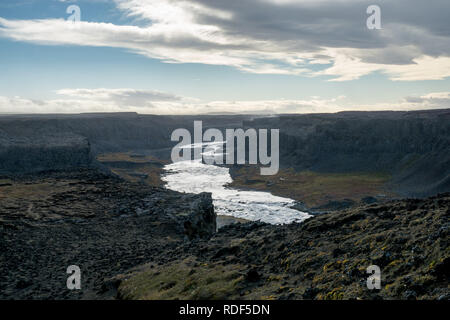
245, 109, 450, 197
1, 110, 448, 197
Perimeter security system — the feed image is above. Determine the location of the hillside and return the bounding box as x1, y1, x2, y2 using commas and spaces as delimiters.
1, 167, 448, 300
118, 192, 449, 300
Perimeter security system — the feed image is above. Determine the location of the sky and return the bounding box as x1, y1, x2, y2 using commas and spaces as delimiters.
0, 0, 449, 114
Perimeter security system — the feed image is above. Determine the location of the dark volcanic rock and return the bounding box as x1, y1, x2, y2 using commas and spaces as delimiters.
0, 132, 92, 174
0, 169, 215, 299
313, 199, 356, 211
361, 196, 378, 204
1, 168, 448, 300
118, 192, 450, 300
184, 192, 216, 240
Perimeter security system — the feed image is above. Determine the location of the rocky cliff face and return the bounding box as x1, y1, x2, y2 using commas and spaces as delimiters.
0, 130, 92, 174
0, 113, 252, 174
245, 109, 450, 197
1, 110, 448, 196
0, 114, 177, 159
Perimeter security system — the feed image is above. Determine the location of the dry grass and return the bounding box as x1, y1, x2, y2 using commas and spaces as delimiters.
96, 152, 169, 187
96, 152, 168, 164
229, 167, 393, 207
118, 258, 245, 300
0, 182, 72, 200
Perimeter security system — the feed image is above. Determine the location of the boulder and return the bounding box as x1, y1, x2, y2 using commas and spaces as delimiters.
183, 192, 216, 240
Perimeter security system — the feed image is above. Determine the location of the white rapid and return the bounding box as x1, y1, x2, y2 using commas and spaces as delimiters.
162, 142, 311, 224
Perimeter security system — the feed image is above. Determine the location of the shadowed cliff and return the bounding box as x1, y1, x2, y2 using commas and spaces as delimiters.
0, 110, 448, 198
245, 109, 450, 197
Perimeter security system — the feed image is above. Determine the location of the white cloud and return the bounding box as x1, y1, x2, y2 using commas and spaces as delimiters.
403, 92, 450, 108
55, 88, 182, 107
315, 50, 450, 82
0, 0, 449, 81
1, 89, 449, 115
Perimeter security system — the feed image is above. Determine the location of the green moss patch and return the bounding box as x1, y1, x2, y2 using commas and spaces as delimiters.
118, 259, 246, 300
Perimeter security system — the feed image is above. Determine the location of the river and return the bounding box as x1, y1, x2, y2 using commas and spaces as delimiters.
161, 142, 311, 224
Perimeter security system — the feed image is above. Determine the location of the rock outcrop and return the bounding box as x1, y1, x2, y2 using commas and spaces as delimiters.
0, 130, 92, 174
184, 192, 216, 240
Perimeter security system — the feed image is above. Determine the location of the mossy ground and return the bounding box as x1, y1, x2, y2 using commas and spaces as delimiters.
228, 166, 393, 207
118, 258, 246, 300
118, 194, 449, 300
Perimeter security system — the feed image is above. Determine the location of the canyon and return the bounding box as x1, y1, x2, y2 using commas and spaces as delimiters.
0, 109, 449, 300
